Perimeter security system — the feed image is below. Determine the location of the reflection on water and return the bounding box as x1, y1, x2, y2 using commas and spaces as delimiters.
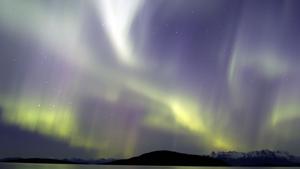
0, 163, 289, 169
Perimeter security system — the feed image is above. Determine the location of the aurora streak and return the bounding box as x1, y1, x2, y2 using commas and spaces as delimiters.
1, 0, 300, 158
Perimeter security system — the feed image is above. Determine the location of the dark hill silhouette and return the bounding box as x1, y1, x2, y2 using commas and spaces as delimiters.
107, 150, 229, 166
1, 150, 300, 166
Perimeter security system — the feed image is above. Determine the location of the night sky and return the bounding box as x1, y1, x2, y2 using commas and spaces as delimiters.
1, 0, 300, 159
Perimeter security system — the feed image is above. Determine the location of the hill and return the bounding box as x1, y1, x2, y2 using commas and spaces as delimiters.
107, 150, 228, 166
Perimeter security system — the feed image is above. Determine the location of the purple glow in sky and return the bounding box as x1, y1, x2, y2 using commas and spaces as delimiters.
0, 0, 300, 158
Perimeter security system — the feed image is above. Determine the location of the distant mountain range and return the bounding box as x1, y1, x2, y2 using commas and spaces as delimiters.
1, 150, 300, 166
211, 149, 300, 166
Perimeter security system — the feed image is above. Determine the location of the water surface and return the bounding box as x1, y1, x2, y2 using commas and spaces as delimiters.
0, 163, 289, 169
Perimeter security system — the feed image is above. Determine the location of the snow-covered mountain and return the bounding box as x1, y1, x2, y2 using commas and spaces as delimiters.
211, 150, 300, 166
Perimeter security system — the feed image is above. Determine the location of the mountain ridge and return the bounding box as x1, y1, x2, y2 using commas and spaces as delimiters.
211, 149, 300, 166
1, 149, 300, 166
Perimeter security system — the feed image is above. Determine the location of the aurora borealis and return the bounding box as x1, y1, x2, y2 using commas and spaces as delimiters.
1, 0, 300, 159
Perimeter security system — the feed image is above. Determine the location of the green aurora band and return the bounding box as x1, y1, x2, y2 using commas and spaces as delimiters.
1, 0, 300, 158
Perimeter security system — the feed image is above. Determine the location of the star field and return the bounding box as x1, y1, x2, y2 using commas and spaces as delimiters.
0, 0, 300, 158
